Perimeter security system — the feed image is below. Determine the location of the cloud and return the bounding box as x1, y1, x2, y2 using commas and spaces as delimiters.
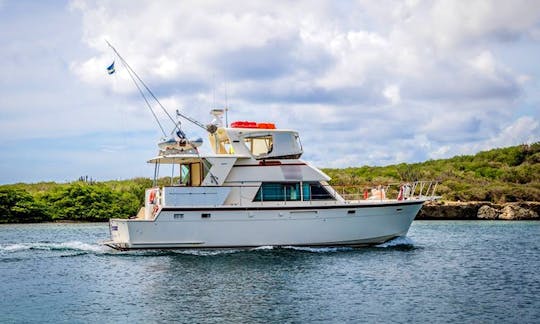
487, 116, 539, 147
383, 85, 401, 105
0, 0, 539, 183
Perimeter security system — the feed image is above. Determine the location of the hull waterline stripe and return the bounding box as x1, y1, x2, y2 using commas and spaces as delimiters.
233, 163, 307, 167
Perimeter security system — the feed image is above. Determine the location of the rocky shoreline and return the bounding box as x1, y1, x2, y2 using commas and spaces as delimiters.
418, 201, 540, 220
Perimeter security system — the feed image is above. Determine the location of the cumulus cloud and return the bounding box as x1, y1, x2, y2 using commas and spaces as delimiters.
0, 0, 539, 183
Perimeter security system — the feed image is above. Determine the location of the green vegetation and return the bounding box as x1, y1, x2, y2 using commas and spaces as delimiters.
323, 142, 540, 203
0, 143, 538, 223
0, 178, 152, 223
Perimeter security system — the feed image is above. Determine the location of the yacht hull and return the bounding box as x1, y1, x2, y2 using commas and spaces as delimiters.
105, 200, 423, 250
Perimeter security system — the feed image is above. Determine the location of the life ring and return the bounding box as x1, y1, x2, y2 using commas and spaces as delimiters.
149, 189, 156, 204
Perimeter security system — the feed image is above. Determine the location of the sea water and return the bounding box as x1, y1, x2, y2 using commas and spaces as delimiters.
1, 221, 539, 323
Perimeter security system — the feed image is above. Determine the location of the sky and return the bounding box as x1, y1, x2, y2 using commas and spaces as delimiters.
0, 0, 539, 184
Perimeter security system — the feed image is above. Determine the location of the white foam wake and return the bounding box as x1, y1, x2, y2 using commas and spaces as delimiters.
251, 245, 275, 251
375, 236, 415, 248
284, 246, 353, 253
171, 249, 244, 256
0, 241, 106, 253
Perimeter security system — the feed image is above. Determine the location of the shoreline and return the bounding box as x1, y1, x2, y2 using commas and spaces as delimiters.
418, 201, 540, 220
1, 201, 539, 224
0, 221, 109, 225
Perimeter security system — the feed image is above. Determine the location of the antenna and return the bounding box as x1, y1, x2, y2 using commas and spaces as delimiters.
212, 73, 216, 110
210, 109, 224, 127
225, 82, 229, 127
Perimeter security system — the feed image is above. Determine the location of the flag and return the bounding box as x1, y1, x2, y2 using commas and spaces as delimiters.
107, 61, 115, 75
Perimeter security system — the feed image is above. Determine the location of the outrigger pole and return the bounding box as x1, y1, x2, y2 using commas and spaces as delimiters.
106, 40, 170, 137
105, 40, 218, 136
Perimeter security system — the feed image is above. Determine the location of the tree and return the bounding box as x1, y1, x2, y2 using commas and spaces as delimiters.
0, 187, 50, 223
41, 182, 144, 221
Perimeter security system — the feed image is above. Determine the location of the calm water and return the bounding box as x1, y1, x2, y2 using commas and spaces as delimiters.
1, 221, 539, 323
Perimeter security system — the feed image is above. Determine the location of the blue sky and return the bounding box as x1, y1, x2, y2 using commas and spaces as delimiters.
0, 0, 539, 184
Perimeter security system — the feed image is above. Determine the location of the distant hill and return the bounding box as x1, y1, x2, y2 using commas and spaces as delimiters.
322, 142, 540, 203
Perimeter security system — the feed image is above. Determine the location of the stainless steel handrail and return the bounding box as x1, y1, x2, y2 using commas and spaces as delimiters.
338, 180, 440, 201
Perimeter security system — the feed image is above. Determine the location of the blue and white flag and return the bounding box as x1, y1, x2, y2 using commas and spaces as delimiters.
107, 61, 115, 75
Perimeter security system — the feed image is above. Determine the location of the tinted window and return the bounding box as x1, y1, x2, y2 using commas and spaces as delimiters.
253, 182, 300, 201
254, 182, 332, 201
304, 182, 334, 200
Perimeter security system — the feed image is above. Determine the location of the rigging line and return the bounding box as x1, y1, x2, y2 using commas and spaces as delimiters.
105, 41, 177, 127
174, 109, 212, 132
106, 41, 210, 133
122, 60, 167, 137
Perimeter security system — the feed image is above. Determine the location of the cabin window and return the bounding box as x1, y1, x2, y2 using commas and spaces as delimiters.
180, 165, 190, 185
178, 162, 205, 187
302, 182, 334, 200
243, 135, 273, 158
285, 183, 300, 201
254, 182, 334, 202
253, 182, 301, 202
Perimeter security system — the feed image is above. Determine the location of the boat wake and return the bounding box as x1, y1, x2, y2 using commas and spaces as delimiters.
284, 246, 354, 253
375, 236, 415, 248
159, 245, 355, 256
1, 238, 416, 258
169, 249, 245, 256
0, 241, 106, 253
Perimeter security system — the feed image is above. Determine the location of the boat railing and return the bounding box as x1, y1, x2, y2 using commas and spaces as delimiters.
144, 181, 439, 211
337, 180, 440, 202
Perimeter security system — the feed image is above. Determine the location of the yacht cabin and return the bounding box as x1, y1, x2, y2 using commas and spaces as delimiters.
143, 121, 341, 219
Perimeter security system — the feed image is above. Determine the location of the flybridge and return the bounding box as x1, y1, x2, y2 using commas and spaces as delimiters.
209, 123, 304, 160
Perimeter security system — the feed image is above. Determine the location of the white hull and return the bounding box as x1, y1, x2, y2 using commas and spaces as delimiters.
105, 200, 423, 250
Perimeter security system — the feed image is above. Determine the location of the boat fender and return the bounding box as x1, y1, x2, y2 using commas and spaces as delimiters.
397, 186, 404, 201
152, 204, 159, 216
363, 189, 368, 200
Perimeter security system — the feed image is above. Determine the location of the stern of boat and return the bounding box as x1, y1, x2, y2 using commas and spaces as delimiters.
104, 219, 131, 250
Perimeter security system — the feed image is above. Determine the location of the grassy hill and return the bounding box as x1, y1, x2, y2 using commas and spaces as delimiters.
1, 143, 538, 223
323, 142, 540, 203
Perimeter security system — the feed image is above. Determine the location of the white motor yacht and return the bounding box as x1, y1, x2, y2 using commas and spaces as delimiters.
104, 110, 437, 250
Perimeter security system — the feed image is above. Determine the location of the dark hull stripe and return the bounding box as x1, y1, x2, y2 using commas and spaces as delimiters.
233, 163, 307, 167
160, 200, 424, 212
